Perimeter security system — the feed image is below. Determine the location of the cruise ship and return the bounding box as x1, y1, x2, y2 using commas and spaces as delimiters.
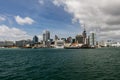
54, 40, 64, 48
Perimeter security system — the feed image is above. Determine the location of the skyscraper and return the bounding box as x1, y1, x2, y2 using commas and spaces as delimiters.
43, 33, 46, 42
90, 32, 96, 47
43, 31, 50, 41
33, 35, 39, 43
55, 35, 59, 40
82, 28, 87, 44
43, 30, 50, 47
46, 31, 50, 41
76, 35, 84, 44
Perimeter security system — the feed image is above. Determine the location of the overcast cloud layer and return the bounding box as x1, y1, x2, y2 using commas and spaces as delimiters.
53, 0, 120, 40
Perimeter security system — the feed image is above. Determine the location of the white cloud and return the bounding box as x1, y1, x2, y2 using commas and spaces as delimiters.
0, 16, 6, 22
38, 0, 44, 5
53, 0, 120, 40
0, 25, 32, 41
15, 15, 35, 25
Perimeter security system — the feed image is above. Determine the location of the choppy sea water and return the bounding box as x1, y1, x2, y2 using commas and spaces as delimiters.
0, 48, 120, 80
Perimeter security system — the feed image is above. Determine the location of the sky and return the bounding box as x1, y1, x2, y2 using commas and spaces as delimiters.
0, 0, 120, 41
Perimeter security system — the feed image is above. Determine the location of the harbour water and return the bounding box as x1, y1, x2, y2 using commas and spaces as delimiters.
0, 48, 120, 80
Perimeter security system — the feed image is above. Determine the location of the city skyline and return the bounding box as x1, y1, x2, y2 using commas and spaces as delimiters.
0, 0, 120, 41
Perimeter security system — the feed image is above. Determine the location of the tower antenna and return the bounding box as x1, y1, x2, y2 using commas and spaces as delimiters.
83, 23, 86, 31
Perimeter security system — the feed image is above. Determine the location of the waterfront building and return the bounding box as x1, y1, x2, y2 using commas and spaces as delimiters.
66, 37, 72, 43
75, 35, 84, 44
43, 30, 51, 47
82, 28, 87, 44
50, 39, 53, 42
87, 36, 90, 45
43, 30, 50, 42
0, 41, 14, 47
4, 41, 14, 47
111, 42, 120, 47
43, 33, 46, 42
99, 40, 120, 47
55, 35, 59, 40
33, 35, 39, 43
46, 31, 50, 41
72, 39, 76, 43
61, 38, 66, 42
98, 40, 107, 47
89, 32, 96, 47
0, 41, 5, 47
105, 40, 113, 47
16, 40, 32, 47
16, 40, 27, 47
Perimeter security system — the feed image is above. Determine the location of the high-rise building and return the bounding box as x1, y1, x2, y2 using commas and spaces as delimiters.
66, 37, 72, 43
43, 31, 50, 42
43, 33, 46, 42
33, 35, 39, 43
43, 30, 51, 47
82, 28, 87, 44
46, 31, 50, 41
76, 35, 84, 44
90, 32, 96, 46
55, 35, 59, 40
87, 36, 90, 45
72, 39, 76, 43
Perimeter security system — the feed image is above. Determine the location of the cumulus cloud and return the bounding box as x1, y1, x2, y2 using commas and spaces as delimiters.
53, 0, 120, 40
0, 16, 6, 22
38, 0, 44, 5
0, 25, 32, 41
15, 15, 35, 25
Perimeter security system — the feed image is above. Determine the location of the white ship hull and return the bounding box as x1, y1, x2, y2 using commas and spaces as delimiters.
54, 40, 65, 49
55, 46, 64, 49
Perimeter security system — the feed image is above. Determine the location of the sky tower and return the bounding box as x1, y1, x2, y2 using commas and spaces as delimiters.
82, 24, 87, 44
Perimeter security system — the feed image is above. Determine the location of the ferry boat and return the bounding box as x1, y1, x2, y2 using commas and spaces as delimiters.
64, 44, 95, 49
64, 46, 80, 49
